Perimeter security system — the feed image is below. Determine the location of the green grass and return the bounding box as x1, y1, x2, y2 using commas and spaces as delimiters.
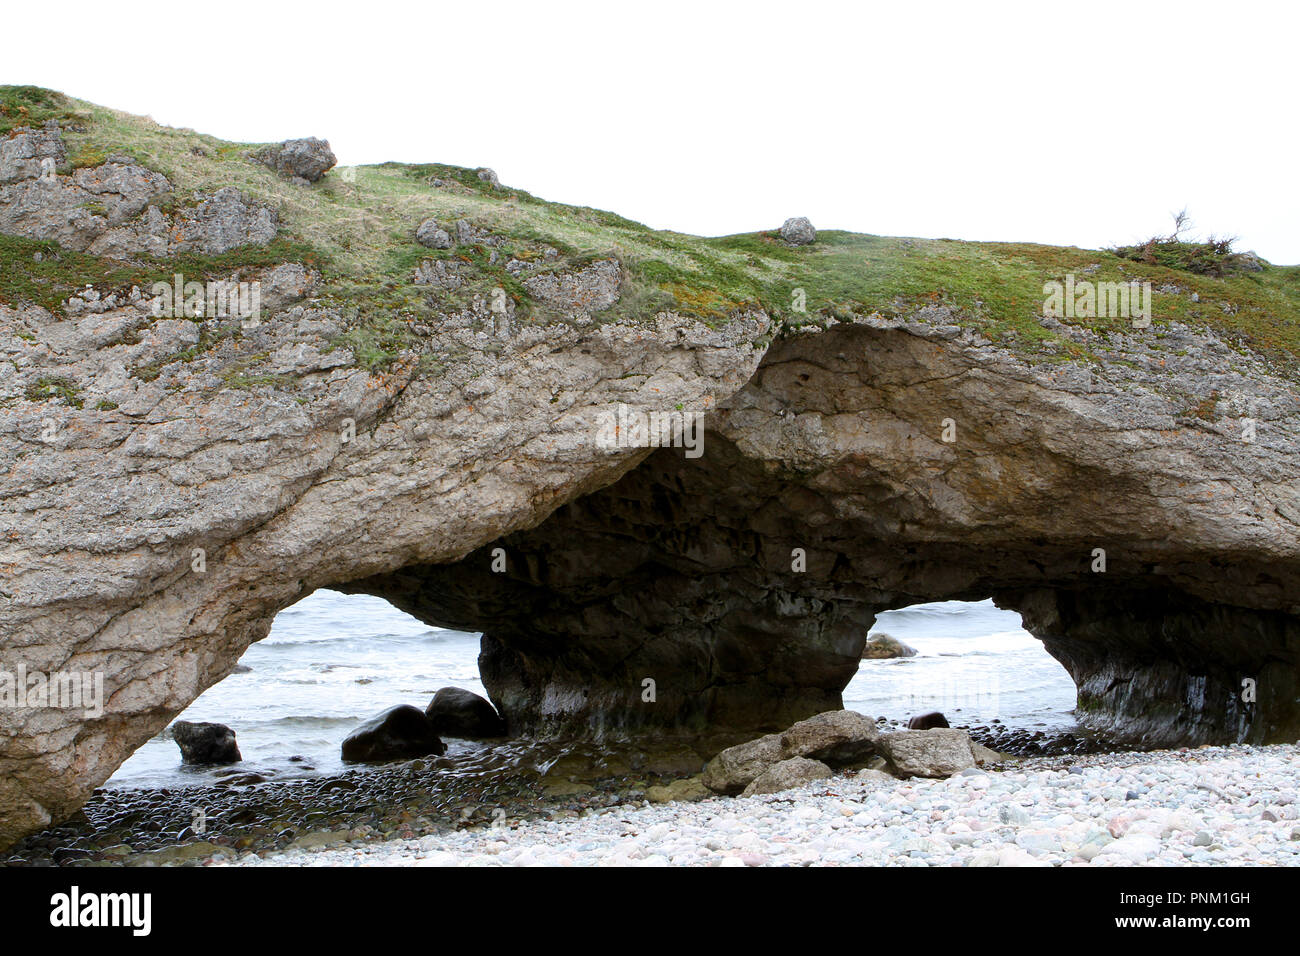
3, 84, 1299, 380
24, 376, 82, 407
0, 86, 90, 136
0, 233, 326, 315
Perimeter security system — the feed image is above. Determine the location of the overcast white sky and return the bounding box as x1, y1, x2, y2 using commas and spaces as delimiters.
6, 1, 1298, 261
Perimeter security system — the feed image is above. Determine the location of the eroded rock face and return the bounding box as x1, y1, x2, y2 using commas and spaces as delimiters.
1009, 588, 1300, 746
523, 258, 621, 315
0, 126, 277, 257
0, 271, 769, 848
0, 123, 67, 184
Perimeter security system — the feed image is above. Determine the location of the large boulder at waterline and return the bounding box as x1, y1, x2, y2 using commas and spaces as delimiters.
341, 705, 446, 762
171, 721, 241, 765
425, 687, 507, 739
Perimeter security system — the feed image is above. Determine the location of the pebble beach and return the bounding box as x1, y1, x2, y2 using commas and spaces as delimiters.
217, 744, 1300, 868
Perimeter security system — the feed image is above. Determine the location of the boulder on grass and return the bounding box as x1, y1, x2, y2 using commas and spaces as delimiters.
253, 137, 337, 183
779, 710, 879, 765
742, 757, 833, 796
702, 733, 783, 795
780, 216, 816, 245
424, 687, 506, 739
342, 705, 446, 763
172, 721, 241, 765
415, 218, 453, 249
878, 728, 977, 778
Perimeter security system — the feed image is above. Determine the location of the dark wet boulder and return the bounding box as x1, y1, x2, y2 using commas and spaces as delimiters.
424, 687, 507, 739
341, 705, 446, 762
908, 710, 950, 729
171, 721, 241, 765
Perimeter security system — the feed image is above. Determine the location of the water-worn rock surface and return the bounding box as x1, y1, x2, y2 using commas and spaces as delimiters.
1, 87, 1299, 851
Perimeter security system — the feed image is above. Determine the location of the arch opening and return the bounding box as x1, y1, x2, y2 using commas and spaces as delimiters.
847, 599, 1092, 756
106, 590, 487, 790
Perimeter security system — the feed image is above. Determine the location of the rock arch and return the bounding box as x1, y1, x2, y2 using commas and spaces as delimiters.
353, 320, 1300, 748
3, 304, 1299, 852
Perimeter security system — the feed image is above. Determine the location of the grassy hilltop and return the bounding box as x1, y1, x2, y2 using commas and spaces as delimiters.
3, 84, 1299, 376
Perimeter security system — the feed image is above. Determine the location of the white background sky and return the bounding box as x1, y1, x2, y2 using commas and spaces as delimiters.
6, 1, 1298, 261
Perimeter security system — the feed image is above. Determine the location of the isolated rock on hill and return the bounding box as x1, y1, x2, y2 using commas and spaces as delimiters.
780, 216, 816, 244
254, 137, 337, 183
415, 218, 453, 249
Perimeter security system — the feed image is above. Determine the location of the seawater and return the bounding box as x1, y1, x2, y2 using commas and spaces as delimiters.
106, 592, 1078, 789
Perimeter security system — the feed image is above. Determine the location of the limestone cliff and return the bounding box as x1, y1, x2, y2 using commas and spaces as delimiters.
1, 87, 1297, 850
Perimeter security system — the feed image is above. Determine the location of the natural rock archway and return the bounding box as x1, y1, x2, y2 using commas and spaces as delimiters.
350, 320, 1300, 746
2, 89, 1299, 851
5, 306, 1299, 851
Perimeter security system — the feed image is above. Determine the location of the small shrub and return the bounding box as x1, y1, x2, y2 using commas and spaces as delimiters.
1112, 209, 1252, 277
